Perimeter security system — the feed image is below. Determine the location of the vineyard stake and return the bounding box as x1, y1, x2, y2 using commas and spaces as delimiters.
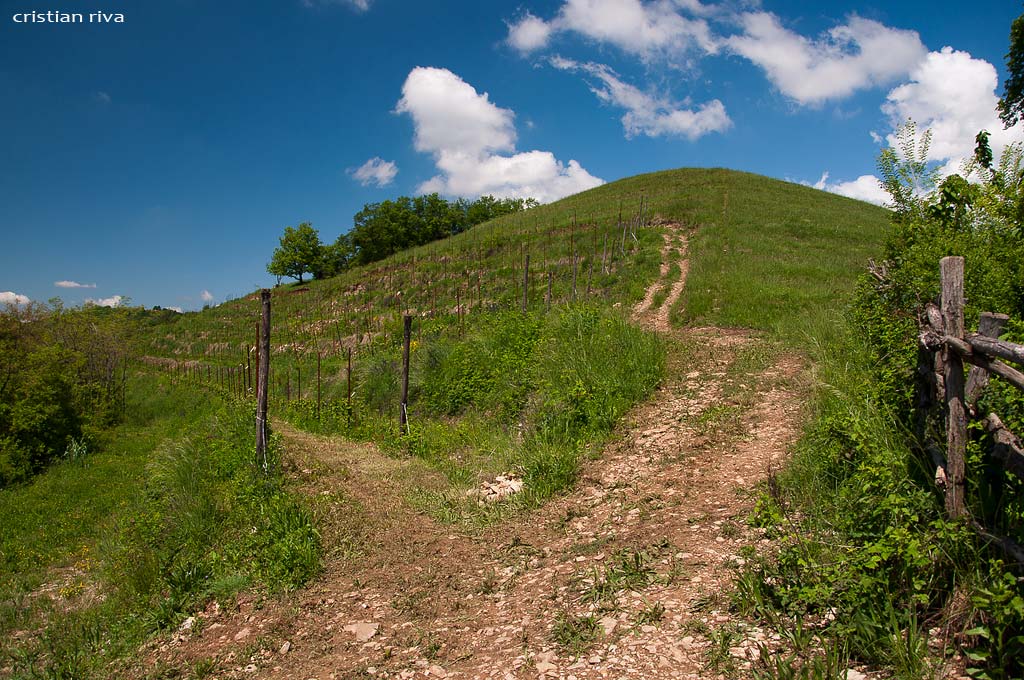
400, 315, 411, 434
255, 289, 271, 471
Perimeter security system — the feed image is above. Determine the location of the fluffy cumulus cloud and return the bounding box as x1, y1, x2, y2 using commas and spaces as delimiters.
726, 13, 927, 106
507, 0, 717, 61
810, 171, 889, 206
396, 67, 603, 203
54, 280, 97, 289
86, 295, 123, 308
551, 57, 730, 140
507, 12, 553, 52
397, 67, 517, 157
813, 47, 1024, 204
200, 290, 214, 303
0, 291, 30, 306
883, 47, 1022, 174
350, 157, 398, 187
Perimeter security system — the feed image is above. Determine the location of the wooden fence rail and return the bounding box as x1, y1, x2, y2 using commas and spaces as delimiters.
916, 255, 1024, 563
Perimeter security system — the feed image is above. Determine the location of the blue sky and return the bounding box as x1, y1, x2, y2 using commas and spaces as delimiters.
1, 0, 1020, 311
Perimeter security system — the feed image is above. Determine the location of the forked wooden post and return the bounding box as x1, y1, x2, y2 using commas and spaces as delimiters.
400, 315, 412, 433
255, 289, 271, 471
940, 256, 966, 518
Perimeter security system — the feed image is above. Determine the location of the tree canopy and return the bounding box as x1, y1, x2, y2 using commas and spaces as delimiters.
267, 222, 322, 284
998, 11, 1024, 128
268, 194, 537, 285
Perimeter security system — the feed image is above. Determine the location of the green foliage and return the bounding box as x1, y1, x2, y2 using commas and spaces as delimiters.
347, 193, 536, 268
1, 375, 319, 678
0, 301, 131, 486
551, 610, 601, 657
751, 121, 1024, 679
267, 222, 323, 284
282, 306, 662, 519
419, 313, 540, 417
998, 11, 1024, 128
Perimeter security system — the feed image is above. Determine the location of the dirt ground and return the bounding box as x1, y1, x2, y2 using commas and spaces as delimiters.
140, 224, 823, 680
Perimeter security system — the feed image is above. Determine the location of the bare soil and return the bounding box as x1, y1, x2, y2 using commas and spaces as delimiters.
141, 223, 816, 680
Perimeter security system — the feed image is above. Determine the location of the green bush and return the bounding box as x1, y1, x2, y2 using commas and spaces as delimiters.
753, 131, 1024, 678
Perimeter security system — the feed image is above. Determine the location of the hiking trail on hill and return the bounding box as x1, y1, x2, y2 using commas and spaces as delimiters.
143, 223, 812, 680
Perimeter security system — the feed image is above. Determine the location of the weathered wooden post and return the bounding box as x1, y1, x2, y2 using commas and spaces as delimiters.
255, 290, 270, 469
572, 256, 578, 302
547, 271, 552, 310
522, 253, 530, 313
255, 321, 260, 391
400, 315, 411, 434
316, 351, 322, 421
940, 256, 966, 518
457, 289, 463, 336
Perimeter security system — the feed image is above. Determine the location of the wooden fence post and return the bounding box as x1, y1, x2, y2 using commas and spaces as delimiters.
940, 256, 967, 518
522, 253, 530, 313
400, 315, 412, 433
347, 347, 353, 427
256, 289, 271, 470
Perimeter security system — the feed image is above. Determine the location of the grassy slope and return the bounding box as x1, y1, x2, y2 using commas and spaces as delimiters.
144, 168, 889, 361
0, 167, 892, 676
130, 167, 890, 530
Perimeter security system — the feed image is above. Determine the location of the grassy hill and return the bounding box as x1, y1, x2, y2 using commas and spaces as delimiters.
132, 167, 889, 518
1, 167, 893, 678
144, 167, 889, 364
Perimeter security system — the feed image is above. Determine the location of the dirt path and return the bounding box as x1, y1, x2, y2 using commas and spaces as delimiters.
145, 223, 810, 679
632, 229, 689, 334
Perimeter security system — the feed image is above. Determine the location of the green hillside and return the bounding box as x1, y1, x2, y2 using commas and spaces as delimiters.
144, 168, 889, 363
1, 167, 893, 678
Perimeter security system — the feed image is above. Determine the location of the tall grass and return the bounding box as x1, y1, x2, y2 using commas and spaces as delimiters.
282, 305, 663, 522
0, 375, 319, 678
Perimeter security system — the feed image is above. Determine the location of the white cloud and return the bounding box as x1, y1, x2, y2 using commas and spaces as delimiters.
86, 295, 123, 308
350, 157, 398, 187
882, 47, 1023, 176
420, 150, 604, 202
92, 91, 111, 105
726, 13, 927, 105
810, 171, 889, 206
507, 0, 718, 62
0, 291, 30, 306
168, 306, 184, 314
200, 290, 214, 303
397, 67, 516, 157
396, 67, 603, 203
54, 280, 97, 289
551, 57, 731, 140
507, 12, 554, 52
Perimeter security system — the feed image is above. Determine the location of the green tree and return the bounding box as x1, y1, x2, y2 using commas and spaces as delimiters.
998, 11, 1024, 128
267, 222, 322, 284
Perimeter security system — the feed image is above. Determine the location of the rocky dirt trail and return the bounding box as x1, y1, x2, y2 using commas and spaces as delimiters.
145, 224, 812, 680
